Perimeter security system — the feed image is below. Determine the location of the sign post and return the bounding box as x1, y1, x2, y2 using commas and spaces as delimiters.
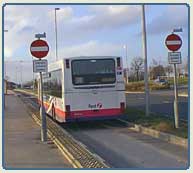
173, 63, 179, 128
30, 33, 49, 142
141, 5, 150, 116
165, 33, 182, 129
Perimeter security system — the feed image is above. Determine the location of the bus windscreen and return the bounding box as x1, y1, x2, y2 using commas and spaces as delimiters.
71, 59, 116, 85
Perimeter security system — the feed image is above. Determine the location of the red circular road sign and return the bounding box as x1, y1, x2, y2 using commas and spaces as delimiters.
30, 39, 49, 58
165, 34, 182, 52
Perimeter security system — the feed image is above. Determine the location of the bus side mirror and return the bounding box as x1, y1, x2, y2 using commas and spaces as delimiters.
117, 57, 121, 67
66, 59, 70, 68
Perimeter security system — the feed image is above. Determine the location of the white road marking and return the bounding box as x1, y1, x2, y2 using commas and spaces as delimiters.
163, 101, 170, 103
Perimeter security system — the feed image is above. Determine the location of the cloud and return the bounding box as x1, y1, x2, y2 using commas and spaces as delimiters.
6, 40, 124, 82
52, 5, 142, 45
49, 40, 123, 62
5, 61, 33, 83
4, 6, 31, 26
47, 6, 73, 22
4, 6, 40, 58
147, 5, 188, 35
4, 5, 141, 60
4, 4, 188, 83
79, 5, 141, 31
4, 47, 12, 57
53, 5, 141, 37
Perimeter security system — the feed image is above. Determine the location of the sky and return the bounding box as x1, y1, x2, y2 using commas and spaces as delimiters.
3, 4, 189, 83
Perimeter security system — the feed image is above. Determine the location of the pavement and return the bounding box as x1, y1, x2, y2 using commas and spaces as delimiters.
66, 121, 188, 169
126, 88, 188, 120
3, 90, 72, 169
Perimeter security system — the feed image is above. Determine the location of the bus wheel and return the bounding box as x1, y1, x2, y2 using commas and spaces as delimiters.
52, 104, 56, 121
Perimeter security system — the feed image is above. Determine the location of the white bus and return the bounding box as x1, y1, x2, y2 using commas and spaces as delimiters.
39, 56, 126, 123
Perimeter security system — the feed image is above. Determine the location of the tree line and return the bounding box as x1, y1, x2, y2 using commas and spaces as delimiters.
124, 57, 188, 82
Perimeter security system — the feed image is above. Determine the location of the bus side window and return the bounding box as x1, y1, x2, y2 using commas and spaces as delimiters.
43, 70, 62, 98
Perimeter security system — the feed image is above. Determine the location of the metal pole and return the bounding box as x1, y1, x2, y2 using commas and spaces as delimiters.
141, 4, 150, 116
32, 56, 34, 90
20, 61, 23, 88
173, 64, 179, 128
54, 8, 58, 61
16, 65, 18, 88
125, 45, 129, 84
39, 71, 47, 142
34, 32, 48, 142
5, 61, 6, 79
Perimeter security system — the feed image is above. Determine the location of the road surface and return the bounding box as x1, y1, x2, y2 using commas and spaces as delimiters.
15, 90, 189, 169
64, 120, 188, 169
126, 89, 188, 120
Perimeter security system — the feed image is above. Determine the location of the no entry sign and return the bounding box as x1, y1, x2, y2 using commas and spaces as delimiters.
30, 39, 49, 58
165, 34, 182, 52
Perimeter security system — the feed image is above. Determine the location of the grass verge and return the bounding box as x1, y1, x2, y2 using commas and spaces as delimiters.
125, 81, 170, 92
168, 77, 188, 85
124, 108, 188, 138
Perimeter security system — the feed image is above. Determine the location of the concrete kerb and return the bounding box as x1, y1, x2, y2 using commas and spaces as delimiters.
31, 114, 82, 168
16, 90, 108, 168
125, 91, 144, 94
31, 113, 109, 168
119, 119, 188, 148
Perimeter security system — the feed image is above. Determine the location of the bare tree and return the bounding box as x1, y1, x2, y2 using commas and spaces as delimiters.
165, 65, 173, 78
150, 65, 166, 79
177, 64, 183, 77
130, 57, 144, 81
152, 58, 158, 66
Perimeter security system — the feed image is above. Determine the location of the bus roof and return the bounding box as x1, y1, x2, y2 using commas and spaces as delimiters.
63, 56, 120, 60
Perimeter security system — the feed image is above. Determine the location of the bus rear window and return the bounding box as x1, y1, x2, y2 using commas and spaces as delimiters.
71, 59, 116, 85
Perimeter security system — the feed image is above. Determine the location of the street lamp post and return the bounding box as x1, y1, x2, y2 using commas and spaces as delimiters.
54, 8, 60, 61
20, 60, 23, 88
16, 66, 18, 87
4, 61, 8, 95
123, 45, 129, 84
141, 4, 150, 116
4, 30, 8, 107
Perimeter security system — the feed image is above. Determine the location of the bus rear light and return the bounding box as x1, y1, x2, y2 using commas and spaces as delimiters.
120, 102, 125, 112
66, 59, 70, 68
65, 105, 71, 116
117, 57, 121, 67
